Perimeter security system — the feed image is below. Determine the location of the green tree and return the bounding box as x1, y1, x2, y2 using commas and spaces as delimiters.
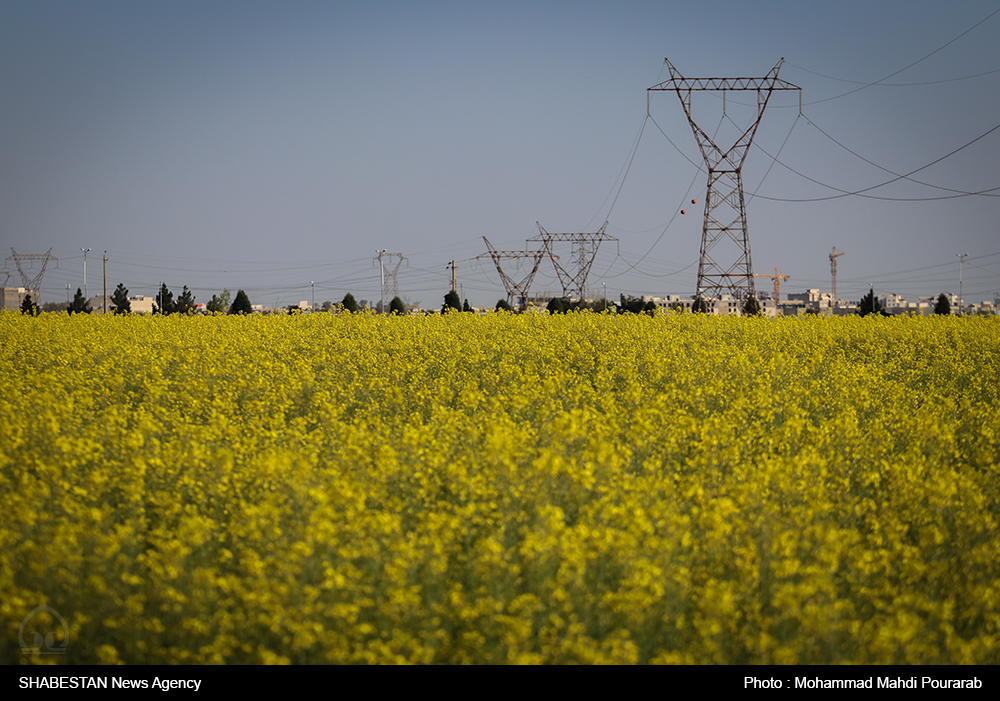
546, 297, 565, 314
390, 296, 406, 315
617, 294, 656, 316
462, 298, 472, 312
175, 285, 196, 315
341, 293, 358, 313
206, 289, 231, 314
443, 290, 461, 313
111, 283, 131, 314
321, 300, 334, 312
496, 299, 513, 312
154, 283, 175, 315
858, 289, 883, 317
934, 293, 951, 315
20, 293, 39, 316
691, 296, 710, 314
67, 288, 92, 314
229, 289, 252, 315
743, 296, 762, 316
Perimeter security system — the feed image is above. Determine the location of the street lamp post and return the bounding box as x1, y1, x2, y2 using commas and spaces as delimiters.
376, 250, 386, 314
81, 248, 91, 299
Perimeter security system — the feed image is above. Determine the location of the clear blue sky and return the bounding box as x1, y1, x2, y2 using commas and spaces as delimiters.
2, 0, 998, 308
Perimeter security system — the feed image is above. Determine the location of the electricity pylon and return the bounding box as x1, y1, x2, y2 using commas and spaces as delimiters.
829, 247, 845, 305
529, 222, 618, 300
649, 59, 800, 306
475, 238, 548, 310
6, 248, 58, 304
373, 252, 408, 304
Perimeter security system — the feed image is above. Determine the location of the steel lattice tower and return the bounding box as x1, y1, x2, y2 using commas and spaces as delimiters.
475, 237, 549, 310
6, 248, 58, 304
529, 222, 618, 301
649, 59, 799, 306
373, 252, 408, 302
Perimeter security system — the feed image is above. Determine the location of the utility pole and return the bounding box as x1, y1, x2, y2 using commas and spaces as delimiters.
829, 247, 845, 307
81, 248, 91, 299
447, 260, 457, 293
649, 59, 800, 308
103, 251, 107, 314
956, 253, 967, 315
310, 280, 315, 310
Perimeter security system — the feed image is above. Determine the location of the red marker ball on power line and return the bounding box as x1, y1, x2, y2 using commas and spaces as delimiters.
692, 199, 697, 204
680, 209, 686, 215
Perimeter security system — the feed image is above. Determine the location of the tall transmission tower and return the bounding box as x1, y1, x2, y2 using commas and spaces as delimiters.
6, 248, 58, 304
529, 222, 618, 300
649, 59, 800, 306
475, 237, 549, 310
829, 247, 845, 305
373, 252, 408, 302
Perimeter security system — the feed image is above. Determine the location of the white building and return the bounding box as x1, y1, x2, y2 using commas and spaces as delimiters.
2, 287, 29, 310
128, 295, 156, 314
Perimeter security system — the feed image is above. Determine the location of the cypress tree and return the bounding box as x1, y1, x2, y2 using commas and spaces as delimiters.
111, 283, 131, 314
20, 293, 38, 316
68, 288, 92, 314
443, 290, 461, 313
933, 293, 951, 315
229, 289, 252, 315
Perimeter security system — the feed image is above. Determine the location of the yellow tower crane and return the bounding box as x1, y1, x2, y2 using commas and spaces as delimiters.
754, 266, 790, 301
829, 247, 845, 306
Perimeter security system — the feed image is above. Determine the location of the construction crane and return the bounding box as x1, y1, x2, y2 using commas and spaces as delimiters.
753, 266, 790, 301
829, 247, 845, 306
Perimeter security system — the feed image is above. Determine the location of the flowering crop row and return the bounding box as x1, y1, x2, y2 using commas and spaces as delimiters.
1, 310, 998, 663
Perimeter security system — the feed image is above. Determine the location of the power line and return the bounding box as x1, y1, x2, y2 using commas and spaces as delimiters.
794, 6, 1000, 106
800, 113, 1000, 197
750, 120, 1000, 202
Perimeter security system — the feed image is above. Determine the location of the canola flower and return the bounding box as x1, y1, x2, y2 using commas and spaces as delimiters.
0, 309, 998, 664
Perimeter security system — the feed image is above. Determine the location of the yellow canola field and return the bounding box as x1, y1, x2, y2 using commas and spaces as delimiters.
1, 310, 998, 664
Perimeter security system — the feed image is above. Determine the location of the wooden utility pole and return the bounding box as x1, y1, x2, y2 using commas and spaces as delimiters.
103, 252, 107, 314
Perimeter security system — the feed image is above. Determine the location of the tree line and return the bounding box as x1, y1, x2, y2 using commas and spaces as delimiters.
16, 285, 966, 318
18, 284, 253, 316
